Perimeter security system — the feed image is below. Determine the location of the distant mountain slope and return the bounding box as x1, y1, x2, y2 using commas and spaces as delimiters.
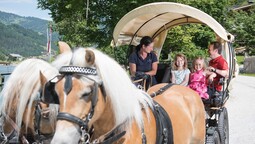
0, 11, 58, 60
0, 11, 48, 35
0, 22, 46, 57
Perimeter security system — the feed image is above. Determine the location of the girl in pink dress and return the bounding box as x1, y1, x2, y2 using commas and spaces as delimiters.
189, 57, 209, 99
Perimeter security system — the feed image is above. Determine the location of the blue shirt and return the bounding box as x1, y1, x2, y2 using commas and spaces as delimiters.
129, 52, 158, 85
129, 52, 158, 72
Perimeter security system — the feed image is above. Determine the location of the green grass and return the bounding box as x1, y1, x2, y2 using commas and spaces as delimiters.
236, 55, 244, 65
240, 73, 255, 77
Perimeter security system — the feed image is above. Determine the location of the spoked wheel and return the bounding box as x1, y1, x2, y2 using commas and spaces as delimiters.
206, 130, 221, 144
217, 107, 229, 144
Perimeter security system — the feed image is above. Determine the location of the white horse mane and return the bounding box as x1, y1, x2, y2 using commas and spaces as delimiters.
71, 48, 153, 129
51, 51, 73, 69
0, 58, 59, 134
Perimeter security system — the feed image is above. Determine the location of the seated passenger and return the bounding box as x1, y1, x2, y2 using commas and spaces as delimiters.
206, 41, 229, 96
188, 57, 215, 99
171, 53, 190, 86
128, 36, 158, 89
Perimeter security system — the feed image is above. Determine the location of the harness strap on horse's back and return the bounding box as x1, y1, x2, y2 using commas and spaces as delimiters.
149, 83, 174, 144
152, 101, 174, 144
150, 83, 175, 97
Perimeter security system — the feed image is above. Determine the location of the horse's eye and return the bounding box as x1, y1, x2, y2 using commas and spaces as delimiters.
82, 91, 92, 97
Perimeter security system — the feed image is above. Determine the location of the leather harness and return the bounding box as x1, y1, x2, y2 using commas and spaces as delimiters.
152, 100, 174, 144
150, 83, 175, 144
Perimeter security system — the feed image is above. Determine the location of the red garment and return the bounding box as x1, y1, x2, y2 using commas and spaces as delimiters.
189, 70, 209, 99
209, 55, 228, 91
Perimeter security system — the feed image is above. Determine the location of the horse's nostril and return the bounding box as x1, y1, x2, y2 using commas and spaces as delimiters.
42, 112, 50, 118
41, 109, 50, 118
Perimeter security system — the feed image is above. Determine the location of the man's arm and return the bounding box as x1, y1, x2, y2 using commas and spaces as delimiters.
207, 66, 229, 78
215, 68, 229, 78
205, 70, 217, 83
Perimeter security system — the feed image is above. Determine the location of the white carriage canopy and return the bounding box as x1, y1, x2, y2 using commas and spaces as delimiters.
112, 2, 234, 56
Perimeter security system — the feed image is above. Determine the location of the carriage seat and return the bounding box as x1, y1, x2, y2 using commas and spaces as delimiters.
161, 67, 171, 83
155, 63, 171, 83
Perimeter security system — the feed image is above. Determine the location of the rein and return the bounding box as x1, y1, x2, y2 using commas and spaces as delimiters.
90, 121, 127, 144
0, 94, 50, 143
1, 114, 29, 144
0, 114, 20, 142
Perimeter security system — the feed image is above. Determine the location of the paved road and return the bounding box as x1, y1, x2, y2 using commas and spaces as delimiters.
226, 75, 255, 144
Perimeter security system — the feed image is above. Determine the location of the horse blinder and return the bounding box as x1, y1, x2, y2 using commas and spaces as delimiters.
42, 81, 60, 104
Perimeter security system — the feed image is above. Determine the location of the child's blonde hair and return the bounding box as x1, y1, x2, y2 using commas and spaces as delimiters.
192, 56, 206, 72
172, 53, 188, 70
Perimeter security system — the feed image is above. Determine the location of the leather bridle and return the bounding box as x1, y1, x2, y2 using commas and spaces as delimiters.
55, 66, 105, 143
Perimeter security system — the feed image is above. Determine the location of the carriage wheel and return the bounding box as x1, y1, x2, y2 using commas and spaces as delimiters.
206, 130, 221, 144
217, 107, 229, 144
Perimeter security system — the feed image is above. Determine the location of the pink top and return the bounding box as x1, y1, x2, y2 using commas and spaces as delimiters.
188, 69, 209, 99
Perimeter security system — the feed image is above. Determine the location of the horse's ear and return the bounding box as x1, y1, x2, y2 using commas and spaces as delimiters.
40, 71, 47, 86
85, 49, 95, 65
58, 41, 71, 54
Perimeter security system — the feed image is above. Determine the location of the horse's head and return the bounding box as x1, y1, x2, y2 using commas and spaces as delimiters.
42, 46, 152, 143
42, 48, 108, 143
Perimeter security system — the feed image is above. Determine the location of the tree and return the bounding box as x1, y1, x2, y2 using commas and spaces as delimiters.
162, 24, 214, 61
225, 9, 255, 55
37, 0, 241, 63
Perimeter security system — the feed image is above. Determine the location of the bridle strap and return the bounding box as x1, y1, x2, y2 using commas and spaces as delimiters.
56, 65, 109, 142
56, 86, 98, 129
57, 112, 87, 128
59, 66, 97, 76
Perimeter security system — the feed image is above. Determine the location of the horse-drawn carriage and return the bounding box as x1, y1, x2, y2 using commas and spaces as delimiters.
0, 2, 235, 144
111, 2, 235, 144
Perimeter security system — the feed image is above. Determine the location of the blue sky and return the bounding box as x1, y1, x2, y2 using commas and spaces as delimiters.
0, 0, 51, 20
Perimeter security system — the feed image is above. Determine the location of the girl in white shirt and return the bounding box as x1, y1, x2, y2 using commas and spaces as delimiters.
171, 53, 190, 86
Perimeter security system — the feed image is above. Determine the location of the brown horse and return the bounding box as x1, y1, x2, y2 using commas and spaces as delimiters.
42, 47, 205, 144
0, 58, 60, 143
0, 41, 72, 143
